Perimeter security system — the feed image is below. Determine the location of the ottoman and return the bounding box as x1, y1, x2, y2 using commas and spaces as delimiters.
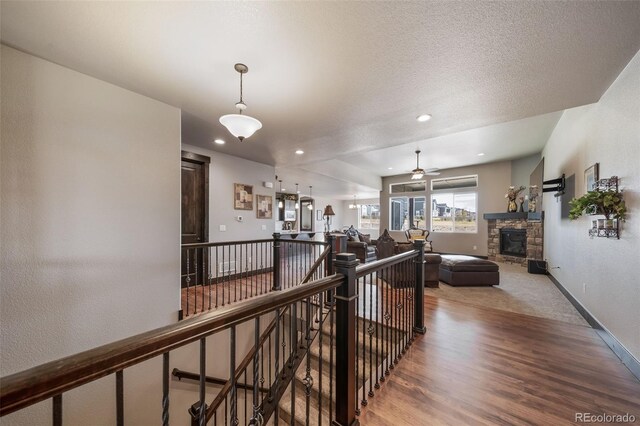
439, 255, 499, 286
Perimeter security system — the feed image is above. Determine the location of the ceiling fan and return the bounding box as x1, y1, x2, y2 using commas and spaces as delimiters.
411, 149, 440, 179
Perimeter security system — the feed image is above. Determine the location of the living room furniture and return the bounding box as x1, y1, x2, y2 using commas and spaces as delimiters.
343, 225, 377, 263
439, 255, 500, 286
404, 227, 434, 252
376, 229, 441, 288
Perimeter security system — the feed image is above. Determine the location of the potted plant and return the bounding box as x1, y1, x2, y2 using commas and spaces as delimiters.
569, 189, 627, 226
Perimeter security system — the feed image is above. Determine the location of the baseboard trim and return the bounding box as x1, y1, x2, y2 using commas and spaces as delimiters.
548, 273, 640, 381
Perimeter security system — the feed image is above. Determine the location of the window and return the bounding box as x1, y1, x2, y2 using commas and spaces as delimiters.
390, 181, 426, 193
430, 175, 478, 233
431, 192, 477, 232
358, 204, 380, 230
390, 196, 426, 231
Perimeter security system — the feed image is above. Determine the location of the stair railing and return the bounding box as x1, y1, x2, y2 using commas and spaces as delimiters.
1, 241, 426, 426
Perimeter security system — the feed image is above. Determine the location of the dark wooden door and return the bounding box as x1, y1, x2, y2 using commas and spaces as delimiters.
181, 152, 209, 287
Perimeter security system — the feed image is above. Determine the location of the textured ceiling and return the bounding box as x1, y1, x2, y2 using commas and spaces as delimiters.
2, 1, 640, 197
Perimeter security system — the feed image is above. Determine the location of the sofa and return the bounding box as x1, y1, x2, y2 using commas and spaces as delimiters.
342, 225, 377, 263
375, 229, 442, 288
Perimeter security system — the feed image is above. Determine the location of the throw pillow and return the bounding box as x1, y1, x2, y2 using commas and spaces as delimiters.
358, 232, 371, 244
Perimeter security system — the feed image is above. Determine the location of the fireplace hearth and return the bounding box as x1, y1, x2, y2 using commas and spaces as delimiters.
499, 228, 527, 258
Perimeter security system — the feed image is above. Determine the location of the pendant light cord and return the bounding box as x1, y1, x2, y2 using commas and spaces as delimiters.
239, 72, 244, 115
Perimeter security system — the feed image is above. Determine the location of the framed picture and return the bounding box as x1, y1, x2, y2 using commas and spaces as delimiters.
234, 183, 253, 210
316, 209, 323, 221
584, 163, 599, 193
256, 195, 273, 219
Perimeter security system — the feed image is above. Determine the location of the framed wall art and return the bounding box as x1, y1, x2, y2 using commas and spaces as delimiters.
584, 163, 599, 193
234, 183, 253, 210
256, 195, 273, 219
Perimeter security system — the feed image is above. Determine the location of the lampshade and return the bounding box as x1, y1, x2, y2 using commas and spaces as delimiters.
219, 114, 262, 141
323, 205, 336, 216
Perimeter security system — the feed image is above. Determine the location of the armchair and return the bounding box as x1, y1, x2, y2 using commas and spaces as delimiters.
404, 227, 433, 252
343, 225, 377, 263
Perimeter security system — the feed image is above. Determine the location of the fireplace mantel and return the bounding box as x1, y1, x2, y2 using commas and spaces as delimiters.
483, 212, 544, 221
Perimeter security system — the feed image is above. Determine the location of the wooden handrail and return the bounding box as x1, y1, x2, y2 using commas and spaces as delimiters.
0, 275, 343, 416
355, 249, 418, 278
182, 239, 273, 249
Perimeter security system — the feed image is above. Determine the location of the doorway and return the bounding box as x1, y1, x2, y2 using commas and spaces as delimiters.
181, 151, 209, 288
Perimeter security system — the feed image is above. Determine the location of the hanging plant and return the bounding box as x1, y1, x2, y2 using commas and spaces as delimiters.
568, 189, 626, 221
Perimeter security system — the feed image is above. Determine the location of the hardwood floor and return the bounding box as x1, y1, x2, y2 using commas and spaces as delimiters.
357, 296, 640, 425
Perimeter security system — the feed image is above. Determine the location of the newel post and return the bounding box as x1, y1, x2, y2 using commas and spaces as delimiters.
413, 239, 427, 335
333, 253, 360, 426
272, 232, 281, 291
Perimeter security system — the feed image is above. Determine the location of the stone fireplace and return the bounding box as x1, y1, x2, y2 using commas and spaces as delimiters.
483, 212, 544, 266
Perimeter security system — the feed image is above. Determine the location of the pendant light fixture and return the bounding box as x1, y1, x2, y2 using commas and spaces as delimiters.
219, 63, 262, 141
278, 180, 284, 209
295, 184, 300, 209
307, 186, 313, 210
349, 194, 359, 209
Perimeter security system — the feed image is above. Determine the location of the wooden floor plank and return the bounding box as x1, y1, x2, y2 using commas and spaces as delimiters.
358, 296, 640, 426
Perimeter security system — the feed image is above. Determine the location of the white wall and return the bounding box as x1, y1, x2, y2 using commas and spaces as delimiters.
542, 49, 640, 361
181, 144, 276, 241
1, 45, 181, 424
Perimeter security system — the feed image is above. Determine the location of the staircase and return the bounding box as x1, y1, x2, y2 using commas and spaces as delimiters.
273, 305, 406, 426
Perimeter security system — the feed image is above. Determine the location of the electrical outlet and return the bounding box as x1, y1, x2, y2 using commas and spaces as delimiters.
583, 283, 587, 294
219, 224, 226, 232
473, 245, 477, 250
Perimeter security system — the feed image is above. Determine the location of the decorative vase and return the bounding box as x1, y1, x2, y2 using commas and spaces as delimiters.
507, 200, 517, 212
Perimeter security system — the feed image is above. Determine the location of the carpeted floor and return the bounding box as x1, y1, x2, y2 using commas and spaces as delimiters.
425, 261, 588, 326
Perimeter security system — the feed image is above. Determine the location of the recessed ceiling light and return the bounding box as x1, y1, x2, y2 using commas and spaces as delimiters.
477, 152, 485, 156
295, 150, 304, 155
416, 114, 432, 122
214, 139, 225, 145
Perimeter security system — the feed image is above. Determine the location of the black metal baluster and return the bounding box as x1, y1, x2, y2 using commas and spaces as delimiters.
384, 265, 390, 379
224, 396, 228, 426
208, 247, 212, 311
281, 309, 286, 380
274, 308, 280, 425
116, 370, 123, 426
234, 244, 238, 303
318, 291, 324, 426
186, 250, 191, 316
215, 247, 219, 309
375, 269, 381, 391
199, 338, 206, 426
268, 333, 273, 403
291, 302, 298, 424
355, 275, 360, 416
361, 275, 367, 407
244, 369, 247, 426
202, 247, 206, 313
251, 317, 260, 425
368, 272, 374, 400
162, 352, 169, 426
194, 249, 199, 314
305, 296, 312, 425
53, 394, 62, 426
329, 288, 335, 422
230, 326, 237, 425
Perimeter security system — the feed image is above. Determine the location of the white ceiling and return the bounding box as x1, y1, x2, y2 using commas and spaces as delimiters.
2, 1, 640, 198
